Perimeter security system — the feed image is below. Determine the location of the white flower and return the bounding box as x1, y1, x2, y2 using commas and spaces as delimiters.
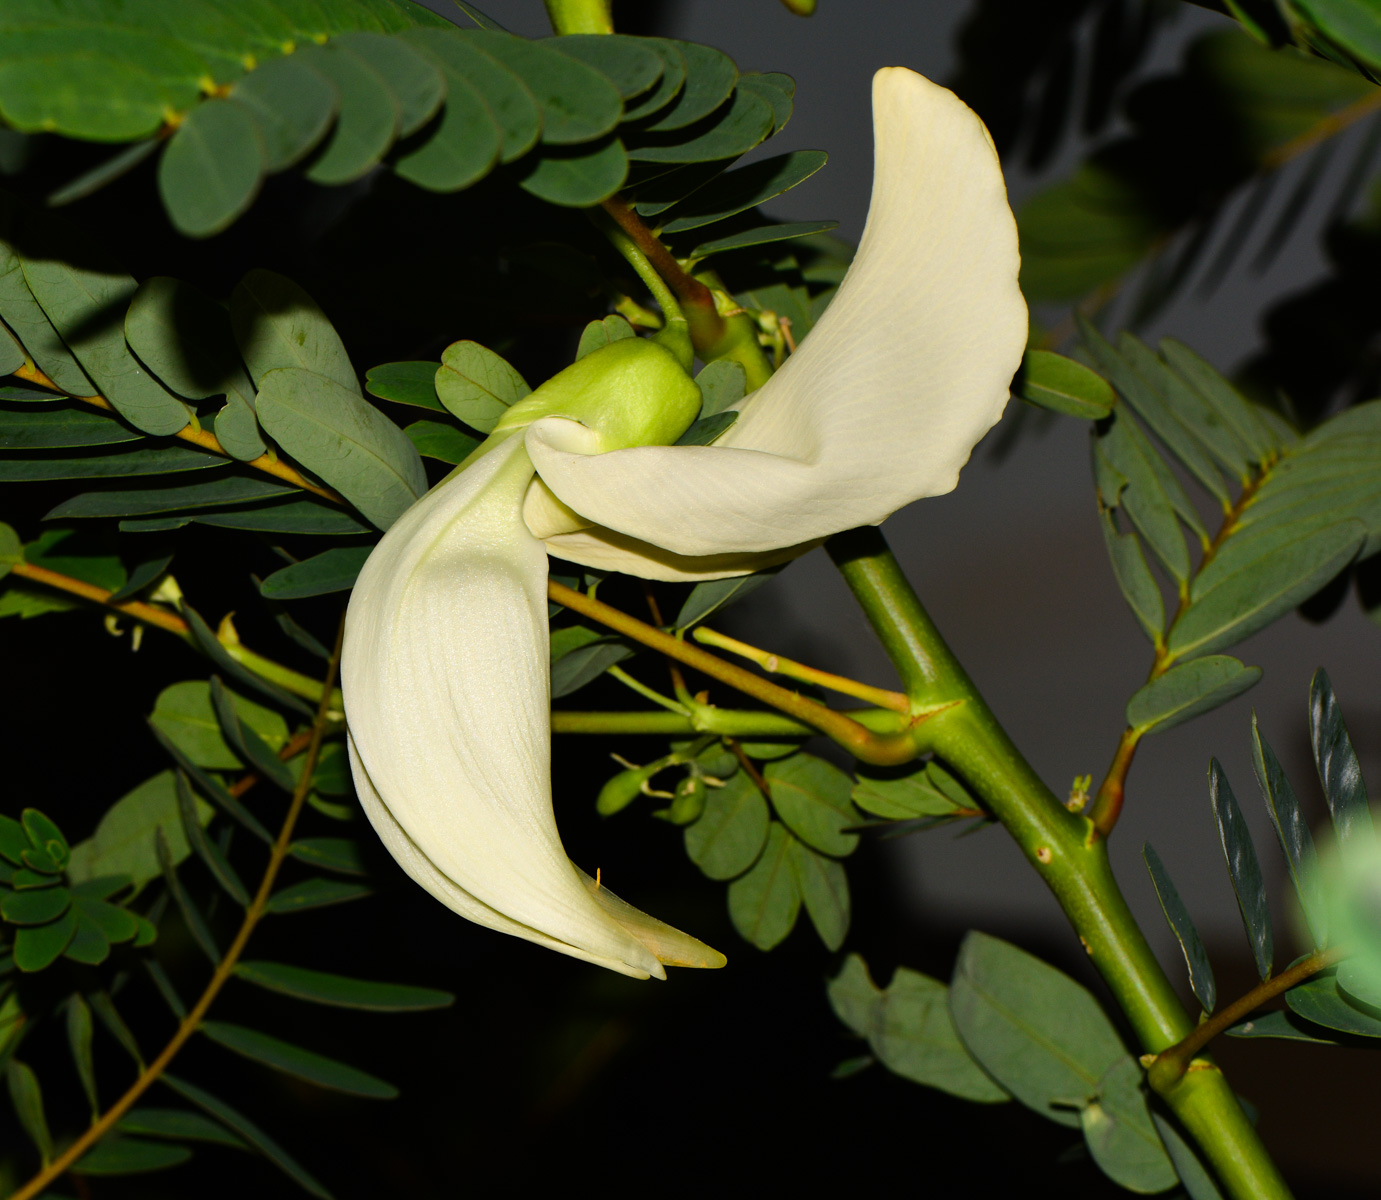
341, 68, 1026, 979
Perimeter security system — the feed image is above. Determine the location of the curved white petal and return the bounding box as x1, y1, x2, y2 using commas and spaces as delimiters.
543, 523, 819, 583
527, 68, 1026, 561
342, 434, 722, 977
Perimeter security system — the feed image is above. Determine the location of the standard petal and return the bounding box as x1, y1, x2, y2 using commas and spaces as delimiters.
342, 434, 715, 977
527, 67, 1026, 561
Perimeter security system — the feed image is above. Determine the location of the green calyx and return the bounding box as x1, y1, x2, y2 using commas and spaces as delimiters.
494, 338, 701, 450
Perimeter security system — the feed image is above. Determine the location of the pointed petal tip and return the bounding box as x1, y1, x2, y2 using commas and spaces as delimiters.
580, 869, 728, 972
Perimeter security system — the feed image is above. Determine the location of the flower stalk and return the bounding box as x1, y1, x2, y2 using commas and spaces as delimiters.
828, 526, 1292, 1200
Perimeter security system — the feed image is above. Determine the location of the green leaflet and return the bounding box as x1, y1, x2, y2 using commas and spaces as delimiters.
693, 358, 746, 418
737, 72, 794, 133
333, 31, 444, 139
255, 366, 426, 530
764, 753, 860, 857
463, 30, 622, 146
631, 86, 775, 164
0, 404, 144, 449
1080, 1058, 1179, 1193
828, 954, 1008, 1102
405, 419, 479, 464
727, 822, 800, 950
519, 136, 629, 207
1015, 349, 1116, 419
365, 361, 445, 411
158, 99, 267, 237
118, 1107, 247, 1149
298, 42, 400, 185
684, 771, 770, 881
149, 679, 289, 771
65, 771, 212, 889
124, 276, 252, 401
228, 53, 339, 172
19, 220, 192, 436
400, 29, 540, 165
688, 220, 840, 260
1098, 510, 1165, 643
1286, 972, 1381, 1037
787, 836, 849, 951
435, 340, 530, 432
641, 40, 735, 132
260, 545, 374, 599
1167, 519, 1365, 660
949, 931, 1131, 1128
576, 314, 636, 359
161, 1072, 332, 1199
230, 269, 360, 395
547, 34, 664, 101
850, 762, 968, 820
623, 38, 687, 122
265, 877, 372, 913
1309, 668, 1374, 855
1125, 656, 1261, 735
48, 473, 299, 518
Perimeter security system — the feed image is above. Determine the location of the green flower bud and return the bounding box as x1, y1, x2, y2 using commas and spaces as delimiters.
495, 338, 701, 451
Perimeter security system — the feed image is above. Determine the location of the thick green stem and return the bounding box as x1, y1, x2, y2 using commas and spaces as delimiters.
544, 0, 612, 34
828, 526, 1291, 1200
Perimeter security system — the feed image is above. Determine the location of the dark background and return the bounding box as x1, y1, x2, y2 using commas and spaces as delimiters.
1, 1, 1377, 1196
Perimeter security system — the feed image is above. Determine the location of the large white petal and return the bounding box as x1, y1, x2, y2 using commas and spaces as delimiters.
527, 68, 1026, 561
342, 434, 721, 977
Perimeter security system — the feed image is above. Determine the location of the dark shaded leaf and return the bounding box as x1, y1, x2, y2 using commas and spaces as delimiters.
162, 1073, 332, 1199
765, 753, 859, 857
200, 1021, 397, 1098
66, 993, 98, 1118
0, 404, 143, 449
788, 837, 849, 950
234, 961, 453, 1011
265, 878, 372, 914
1143, 843, 1215, 1012
546, 34, 663, 101
7, 1058, 53, 1161
675, 566, 780, 630
47, 473, 298, 519
334, 32, 444, 139
288, 838, 367, 876
119, 1107, 246, 1149
1309, 667, 1373, 854
519, 135, 628, 207
12, 906, 78, 971
73, 1135, 192, 1175
1251, 715, 1326, 947
660, 150, 827, 233
364, 361, 445, 412
1286, 971, 1381, 1037
182, 604, 315, 717
623, 39, 686, 122
209, 676, 295, 791
1225, 1009, 1338, 1043
155, 828, 218, 964
147, 723, 274, 846
404, 419, 480, 464
176, 771, 249, 905
690, 220, 838, 259
298, 44, 399, 186
1209, 759, 1273, 979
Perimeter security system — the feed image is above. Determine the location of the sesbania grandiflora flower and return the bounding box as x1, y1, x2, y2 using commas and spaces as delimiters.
341, 67, 1026, 979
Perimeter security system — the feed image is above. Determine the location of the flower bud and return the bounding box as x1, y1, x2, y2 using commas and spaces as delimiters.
495, 338, 701, 451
